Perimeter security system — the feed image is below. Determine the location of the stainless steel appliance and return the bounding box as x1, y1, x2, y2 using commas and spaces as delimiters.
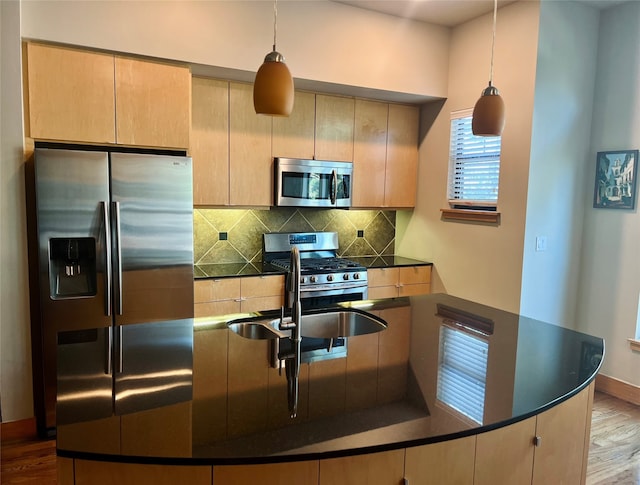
263, 231, 368, 307
274, 158, 353, 207
263, 232, 368, 365
32, 147, 194, 435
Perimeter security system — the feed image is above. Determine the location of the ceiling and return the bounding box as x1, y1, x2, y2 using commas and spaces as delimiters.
333, 0, 628, 27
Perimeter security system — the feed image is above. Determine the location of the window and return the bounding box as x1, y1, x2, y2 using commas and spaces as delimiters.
437, 325, 489, 424
448, 109, 502, 210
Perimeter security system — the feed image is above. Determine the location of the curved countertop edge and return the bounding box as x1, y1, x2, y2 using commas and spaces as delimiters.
56, 296, 604, 468
193, 256, 433, 280
56, 373, 601, 467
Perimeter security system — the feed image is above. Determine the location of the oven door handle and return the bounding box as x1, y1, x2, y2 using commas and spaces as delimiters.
330, 169, 337, 205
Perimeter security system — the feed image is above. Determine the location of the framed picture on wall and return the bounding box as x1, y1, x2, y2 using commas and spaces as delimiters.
593, 149, 639, 209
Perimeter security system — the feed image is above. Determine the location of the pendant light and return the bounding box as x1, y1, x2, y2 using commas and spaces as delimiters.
253, 0, 294, 116
472, 0, 505, 136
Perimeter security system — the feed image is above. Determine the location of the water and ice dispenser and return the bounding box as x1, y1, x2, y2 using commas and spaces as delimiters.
48, 238, 97, 299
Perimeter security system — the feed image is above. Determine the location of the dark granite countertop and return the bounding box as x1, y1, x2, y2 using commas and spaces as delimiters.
55, 293, 603, 466
194, 256, 432, 279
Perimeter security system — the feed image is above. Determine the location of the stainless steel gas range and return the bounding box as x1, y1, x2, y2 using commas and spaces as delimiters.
263, 231, 368, 309
263, 231, 369, 365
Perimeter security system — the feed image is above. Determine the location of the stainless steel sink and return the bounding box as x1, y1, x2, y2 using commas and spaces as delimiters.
227, 309, 387, 340
227, 320, 287, 340
296, 310, 386, 339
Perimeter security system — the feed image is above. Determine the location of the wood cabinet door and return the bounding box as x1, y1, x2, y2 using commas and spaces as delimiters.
115, 57, 191, 149
241, 275, 285, 299
367, 267, 399, 288
384, 104, 419, 208
273, 90, 315, 159
193, 328, 228, 444
191, 77, 229, 205
404, 436, 476, 485
319, 449, 405, 485
227, 332, 270, 438
194, 278, 241, 303
474, 416, 536, 485
353, 99, 388, 207
214, 461, 319, 485
398, 265, 431, 296
26, 43, 116, 144
229, 82, 272, 206
315, 94, 355, 162
532, 384, 592, 485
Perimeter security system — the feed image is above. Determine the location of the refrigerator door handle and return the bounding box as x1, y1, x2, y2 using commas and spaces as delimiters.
102, 201, 112, 316
105, 326, 112, 375
113, 201, 123, 316
117, 325, 123, 374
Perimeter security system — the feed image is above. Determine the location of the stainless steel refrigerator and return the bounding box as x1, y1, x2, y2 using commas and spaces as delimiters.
32, 147, 194, 435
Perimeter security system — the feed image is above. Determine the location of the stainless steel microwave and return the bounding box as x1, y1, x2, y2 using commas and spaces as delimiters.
274, 157, 353, 208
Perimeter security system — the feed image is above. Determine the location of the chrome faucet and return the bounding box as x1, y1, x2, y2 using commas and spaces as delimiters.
279, 246, 302, 418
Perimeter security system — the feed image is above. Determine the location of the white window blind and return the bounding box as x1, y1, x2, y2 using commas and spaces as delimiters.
437, 325, 489, 424
448, 110, 502, 208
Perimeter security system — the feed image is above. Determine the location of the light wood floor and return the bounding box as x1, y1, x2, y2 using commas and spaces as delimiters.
587, 392, 640, 484
1, 391, 638, 484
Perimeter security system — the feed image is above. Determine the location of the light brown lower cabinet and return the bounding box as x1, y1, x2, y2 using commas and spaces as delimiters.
404, 435, 476, 485
214, 460, 319, 485
319, 449, 405, 485
367, 266, 431, 299
194, 275, 285, 317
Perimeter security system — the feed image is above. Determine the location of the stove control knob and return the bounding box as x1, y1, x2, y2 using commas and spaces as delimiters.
310, 276, 317, 283
353, 273, 360, 280
327, 274, 334, 282
343, 273, 350, 280
301, 276, 307, 284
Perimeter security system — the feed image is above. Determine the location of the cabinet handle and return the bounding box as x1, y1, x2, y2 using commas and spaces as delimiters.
533, 435, 542, 447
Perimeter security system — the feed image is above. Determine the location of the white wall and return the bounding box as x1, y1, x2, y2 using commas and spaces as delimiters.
576, 1, 640, 386
20, 0, 450, 100
396, 0, 541, 314
1, 0, 32, 422
519, 1, 599, 328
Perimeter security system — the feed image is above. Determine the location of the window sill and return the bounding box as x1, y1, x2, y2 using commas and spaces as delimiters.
629, 338, 640, 352
440, 208, 501, 224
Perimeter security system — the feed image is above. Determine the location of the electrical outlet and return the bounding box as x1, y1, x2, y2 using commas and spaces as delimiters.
535, 236, 547, 252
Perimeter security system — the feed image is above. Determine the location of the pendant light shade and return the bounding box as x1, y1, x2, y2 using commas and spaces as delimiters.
472, 84, 505, 136
472, 0, 505, 137
254, 51, 294, 116
253, 0, 294, 116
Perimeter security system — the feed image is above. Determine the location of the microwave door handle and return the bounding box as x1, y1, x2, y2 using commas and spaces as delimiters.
102, 201, 112, 316
331, 169, 337, 205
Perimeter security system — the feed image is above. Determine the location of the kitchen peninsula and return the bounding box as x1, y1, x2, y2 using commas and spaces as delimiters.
55, 293, 603, 485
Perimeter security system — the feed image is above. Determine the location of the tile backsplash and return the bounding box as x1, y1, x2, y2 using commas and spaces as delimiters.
194, 208, 396, 265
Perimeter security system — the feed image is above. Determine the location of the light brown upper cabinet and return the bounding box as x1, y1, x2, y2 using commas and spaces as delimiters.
229, 82, 273, 206
385, 104, 419, 207
25, 43, 116, 144
315, 94, 355, 162
272, 90, 316, 159
353, 99, 388, 207
115, 57, 191, 149
353, 101, 419, 208
191, 77, 230, 205
25, 42, 191, 149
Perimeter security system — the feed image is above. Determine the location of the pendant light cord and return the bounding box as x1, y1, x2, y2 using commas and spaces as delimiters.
273, 0, 278, 52
489, 0, 497, 86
